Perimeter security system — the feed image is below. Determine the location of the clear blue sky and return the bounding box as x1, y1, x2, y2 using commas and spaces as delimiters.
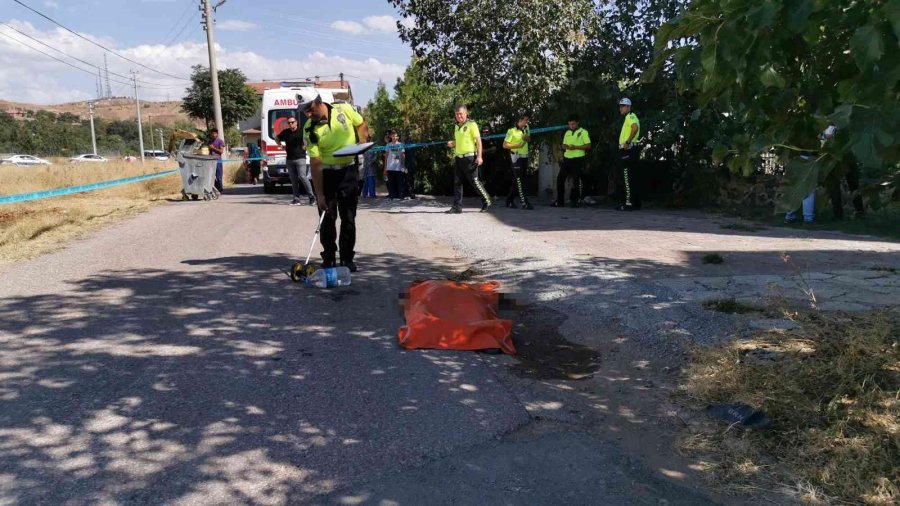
1, 0, 412, 104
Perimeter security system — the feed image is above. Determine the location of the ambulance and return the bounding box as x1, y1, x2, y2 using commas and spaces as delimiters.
260, 82, 354, 193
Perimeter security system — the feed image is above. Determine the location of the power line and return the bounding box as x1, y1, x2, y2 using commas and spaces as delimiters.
12, 0, 190, 81
0, 30, 178, 90
0, 23, 180, 88
164, 10, 200, 47
343, 74, 382, 84
159, 0, 196, 42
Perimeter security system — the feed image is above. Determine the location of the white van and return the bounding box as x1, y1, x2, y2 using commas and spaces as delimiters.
260, 83, 350, 193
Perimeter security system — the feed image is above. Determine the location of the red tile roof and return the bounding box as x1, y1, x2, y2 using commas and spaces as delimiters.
246, 79, 351, 96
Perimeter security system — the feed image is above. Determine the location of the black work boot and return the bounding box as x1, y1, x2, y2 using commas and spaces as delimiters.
505, 199, 517, 209
480, 200, 493, 212
523, 202, 534, 210
341, 260, 358, 273
445, 207, 462, 214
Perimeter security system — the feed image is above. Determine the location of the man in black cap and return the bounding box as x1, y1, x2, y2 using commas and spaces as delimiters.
299, 95, 369, 272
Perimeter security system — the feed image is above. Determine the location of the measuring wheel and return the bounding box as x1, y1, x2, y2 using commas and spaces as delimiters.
290, 262, 305, 283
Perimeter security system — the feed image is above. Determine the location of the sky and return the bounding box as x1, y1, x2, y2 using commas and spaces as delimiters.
0, 0, 413, 105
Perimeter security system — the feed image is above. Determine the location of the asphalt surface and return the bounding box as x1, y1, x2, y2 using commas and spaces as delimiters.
0, 187, 721, 505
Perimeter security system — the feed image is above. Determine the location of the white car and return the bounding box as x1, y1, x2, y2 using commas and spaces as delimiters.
69, 154, 108, 163
1, 154, 51, 166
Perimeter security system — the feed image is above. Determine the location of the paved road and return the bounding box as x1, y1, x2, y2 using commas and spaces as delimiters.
0, 188, 725, 505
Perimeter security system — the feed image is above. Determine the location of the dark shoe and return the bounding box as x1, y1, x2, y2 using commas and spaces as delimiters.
523, 203, 534, 210
308, 197, 316, 206
480, 200, 493, 212
505, 200, 517, 209
341, 260, 358, 273
550, 202, 561, 208
321, 259, 336, 269
445, 207, 462, 214
570, 201, 580, 208
616, 204, 634, 211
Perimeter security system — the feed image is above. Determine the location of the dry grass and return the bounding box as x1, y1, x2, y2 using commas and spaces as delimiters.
680, 309, 900, 504
0, 159, 184, 265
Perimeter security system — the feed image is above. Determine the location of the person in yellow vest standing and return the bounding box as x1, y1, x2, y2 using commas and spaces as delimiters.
299, 95, 369, 272
502, 113, 534, 210
446, 104, 492, 214
553, 114, 591, 208
617, 98, 641, 210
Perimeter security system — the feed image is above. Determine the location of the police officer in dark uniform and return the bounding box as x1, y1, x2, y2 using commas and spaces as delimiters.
446, 104, 491, 213
299, 95, 369, 272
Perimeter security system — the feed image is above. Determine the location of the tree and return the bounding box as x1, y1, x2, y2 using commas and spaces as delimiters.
181, 65, 258, 133
390, 0, 602, 122
363, 81, 400, 143
647, 0, 900, 210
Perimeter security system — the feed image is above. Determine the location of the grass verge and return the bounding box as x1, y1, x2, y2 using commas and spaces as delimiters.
0, 160, 248, 266
680, 309, 899, 504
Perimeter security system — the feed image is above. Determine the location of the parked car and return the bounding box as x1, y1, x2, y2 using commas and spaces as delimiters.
1, 154, 51, 166
143, 150, 170, 161
69, 154, 108, 163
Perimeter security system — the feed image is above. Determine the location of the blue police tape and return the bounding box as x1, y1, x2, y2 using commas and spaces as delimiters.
368, 124, 568, 153
221, 124, 570, 162
0, 169, 178, 206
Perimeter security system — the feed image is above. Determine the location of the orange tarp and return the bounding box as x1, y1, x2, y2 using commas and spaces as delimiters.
398, 280, 516, 355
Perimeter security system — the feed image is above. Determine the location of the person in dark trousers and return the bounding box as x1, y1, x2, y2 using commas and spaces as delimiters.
819, 126, 866, 220
553, 115, 591, 208
446, 104, 491, 214
207, 128, 225, 193
384, 130, 405, 200
502, 113, 534, 209
276, 115, 315, 206
617, 98, 641, 210
300, 95, 369, 272
246, 141, 261, 185
403, 132, 417, 199
361, 149, 377, 198
828, 165, 865, 219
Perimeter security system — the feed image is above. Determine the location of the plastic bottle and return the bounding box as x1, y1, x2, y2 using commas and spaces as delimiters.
305, 266, 352, 288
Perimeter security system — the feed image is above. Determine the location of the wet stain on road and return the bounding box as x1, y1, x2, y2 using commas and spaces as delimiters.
507, 304, 601, 381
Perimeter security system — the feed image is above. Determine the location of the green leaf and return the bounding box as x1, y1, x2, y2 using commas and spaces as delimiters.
759, 66, 786, 88
785, 0, 813, 34
712, 144, 730, 165
851, 123, 890, 169
701, 42, 717, 73
778, 156, 824, 212
830, 105, 853, 129
850, 24, 885, 70
884, 0, 900, 41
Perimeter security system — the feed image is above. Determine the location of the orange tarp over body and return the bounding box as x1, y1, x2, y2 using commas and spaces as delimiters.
398, 280, 516, 355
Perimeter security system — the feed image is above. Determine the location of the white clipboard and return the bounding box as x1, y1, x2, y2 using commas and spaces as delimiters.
332, 142, 376, 157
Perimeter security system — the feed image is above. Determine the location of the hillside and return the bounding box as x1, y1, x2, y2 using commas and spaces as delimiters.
0, 98, 201, 128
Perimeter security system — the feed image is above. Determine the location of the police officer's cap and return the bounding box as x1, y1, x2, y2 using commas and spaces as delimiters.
619, 98, 632, 106
297, 94, 322, 114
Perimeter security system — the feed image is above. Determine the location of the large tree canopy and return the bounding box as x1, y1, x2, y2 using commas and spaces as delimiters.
647, 0, 900, 209
390, 0, 602, 119
181, 65, 258, 132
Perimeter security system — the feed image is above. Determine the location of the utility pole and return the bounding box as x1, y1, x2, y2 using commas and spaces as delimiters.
132, 71, 145, 165
158, 129, 165, 154
201, 0, 226, 146
148, 114, 154, 151
88, 102, 97, 156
